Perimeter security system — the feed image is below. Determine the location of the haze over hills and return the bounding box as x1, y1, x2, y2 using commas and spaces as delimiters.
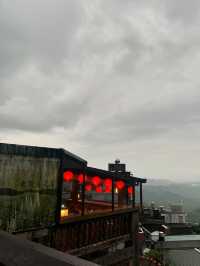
142, 179, 200, 213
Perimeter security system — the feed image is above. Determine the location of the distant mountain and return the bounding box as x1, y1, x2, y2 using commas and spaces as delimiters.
142, 180, 200, 212
147, 178, 175, 186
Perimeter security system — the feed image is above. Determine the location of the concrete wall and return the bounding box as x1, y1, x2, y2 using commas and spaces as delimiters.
0, 154, 60, 232
0, 230, 99, 266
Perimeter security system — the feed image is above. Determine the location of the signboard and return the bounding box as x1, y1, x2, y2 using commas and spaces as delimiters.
108, 163, 126, 172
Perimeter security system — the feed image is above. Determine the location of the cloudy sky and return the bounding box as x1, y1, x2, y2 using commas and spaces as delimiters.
1, 0, 200, 181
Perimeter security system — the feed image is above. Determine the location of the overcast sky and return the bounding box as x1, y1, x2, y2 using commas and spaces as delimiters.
1, 0, 200, 182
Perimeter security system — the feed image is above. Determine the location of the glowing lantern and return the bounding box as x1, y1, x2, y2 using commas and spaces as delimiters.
104, 178, 112, 187
128, 186, 134, 194
96, 186, 102, 193
61, 208, 69, 218
92, 176, 101, 186
85, 184, 92, 191
104, 178, 112, 193
105, 186, 112, 193
116, 180, 125, 190
63, 171, 73, 182
77, 174, 84, 184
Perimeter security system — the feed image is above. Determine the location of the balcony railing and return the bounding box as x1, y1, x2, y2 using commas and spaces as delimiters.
50, 208, 138, 252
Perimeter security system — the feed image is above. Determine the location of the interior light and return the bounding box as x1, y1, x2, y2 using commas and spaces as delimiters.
61, 208, 69, 218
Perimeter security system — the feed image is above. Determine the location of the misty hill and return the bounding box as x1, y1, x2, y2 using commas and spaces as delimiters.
142, 180, 200, 212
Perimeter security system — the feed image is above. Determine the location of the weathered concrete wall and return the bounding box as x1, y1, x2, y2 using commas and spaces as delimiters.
0, 230, 100, 266
0, 154, 60, 232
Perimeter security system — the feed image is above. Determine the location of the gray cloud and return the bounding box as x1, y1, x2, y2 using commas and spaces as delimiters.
1, 0, 200, 181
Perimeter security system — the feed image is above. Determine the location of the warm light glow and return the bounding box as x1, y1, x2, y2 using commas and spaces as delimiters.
77, 193, 80, 199
105, 186, 111, 193
61, 208, 69, 218
115, 187, 119, 193
104, 178, 112, 187
77, 174, 84, 184
92, 176, 101, 186
128, 186, 134, 194
85, 184, 92, 191
63, 171, 73, 182
116, 180, 125, 190
96, 186, 102, 193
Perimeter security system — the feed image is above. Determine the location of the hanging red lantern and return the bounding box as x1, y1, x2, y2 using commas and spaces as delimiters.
92, 176, 101, 186
116, 180, 125, 190
105, 186, 111, 193
77, 174, 84, 184
85, 184, 92, 192
96, 186, 102, 193
104, 178, 112, 187
63, 171, 73, 182
128, 186, 134, 194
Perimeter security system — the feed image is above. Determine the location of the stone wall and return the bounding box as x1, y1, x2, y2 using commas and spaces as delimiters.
0, 154, 60, 232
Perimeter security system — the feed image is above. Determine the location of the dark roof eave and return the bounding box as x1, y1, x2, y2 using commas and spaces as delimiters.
61, 149, 87, 165
86, 166, 146, 185
0, 143, 87, 165
131, 176, 147, 183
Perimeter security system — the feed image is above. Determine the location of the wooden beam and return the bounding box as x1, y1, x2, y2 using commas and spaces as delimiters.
112, 176, 114, 212
140, 182, 143, 213
81, 171, 86, 216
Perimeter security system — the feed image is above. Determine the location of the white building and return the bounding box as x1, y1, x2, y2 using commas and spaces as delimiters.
161, 204, 187, 224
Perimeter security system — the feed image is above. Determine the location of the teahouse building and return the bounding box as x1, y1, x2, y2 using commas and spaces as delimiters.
0, 143, 146, 265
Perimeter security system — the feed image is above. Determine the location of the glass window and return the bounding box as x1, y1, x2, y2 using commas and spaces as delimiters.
84, 176, 113, 214
114, 180, 127, 209
127, 185, 134, 208
61, 170, 83, 220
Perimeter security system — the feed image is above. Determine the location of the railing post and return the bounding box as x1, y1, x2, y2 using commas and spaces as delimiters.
131, 211, 139, 266
140, 182, 143, 214
132, 184, 135, 209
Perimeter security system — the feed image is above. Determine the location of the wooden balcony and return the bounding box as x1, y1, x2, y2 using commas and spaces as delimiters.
50, 208, 139, 253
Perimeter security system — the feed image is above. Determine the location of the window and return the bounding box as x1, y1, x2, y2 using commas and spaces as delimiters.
84, 176, 112, 214
61, 171, 83, 220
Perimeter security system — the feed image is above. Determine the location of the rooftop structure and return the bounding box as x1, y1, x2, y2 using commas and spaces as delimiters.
0, 142, 146, 265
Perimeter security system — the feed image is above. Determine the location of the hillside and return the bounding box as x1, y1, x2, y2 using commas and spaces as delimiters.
141, 180, 200, 212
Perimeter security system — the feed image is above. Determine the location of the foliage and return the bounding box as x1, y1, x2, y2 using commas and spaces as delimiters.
144, 249, 162, 263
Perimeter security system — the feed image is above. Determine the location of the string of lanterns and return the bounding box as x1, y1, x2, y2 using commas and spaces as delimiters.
63, 171, 134, 194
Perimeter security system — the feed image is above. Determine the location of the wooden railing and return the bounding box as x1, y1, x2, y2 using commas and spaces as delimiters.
50, 208, 138, 252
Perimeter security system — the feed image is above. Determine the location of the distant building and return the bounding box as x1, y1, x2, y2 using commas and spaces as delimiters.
161, 204, 187, 224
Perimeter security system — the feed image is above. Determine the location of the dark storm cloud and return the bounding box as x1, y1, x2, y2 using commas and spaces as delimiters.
1, 0, 200, 180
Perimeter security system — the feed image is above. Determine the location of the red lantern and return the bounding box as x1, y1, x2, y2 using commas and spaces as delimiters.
128, 186, 134, 194
77, 174, 84, 184
96, 186, 102, 193
63, 171, 73, 182
105, 186, 111, 193
85, 184, 92, 191
92, 176, 101, 186
104, 178, 112, 187
116, 180, 125, 190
